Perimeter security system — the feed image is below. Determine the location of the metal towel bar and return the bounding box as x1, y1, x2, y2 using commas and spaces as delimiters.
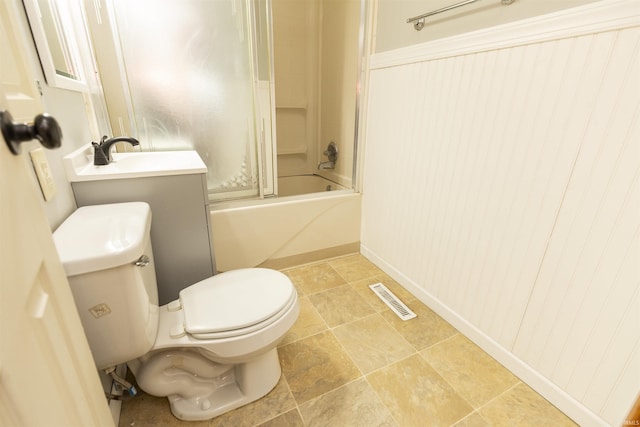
407, 0, 515, 31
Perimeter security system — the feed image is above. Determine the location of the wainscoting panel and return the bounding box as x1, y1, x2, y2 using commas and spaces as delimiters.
513, 31, 639, 420
361, 1, 639, 425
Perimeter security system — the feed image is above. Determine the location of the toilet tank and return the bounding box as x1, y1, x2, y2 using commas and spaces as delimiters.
53, 202, 159, 370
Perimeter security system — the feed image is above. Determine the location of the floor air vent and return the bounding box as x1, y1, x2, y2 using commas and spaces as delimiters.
369, 283, 417, 321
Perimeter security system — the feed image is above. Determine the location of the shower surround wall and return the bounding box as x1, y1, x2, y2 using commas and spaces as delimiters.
272, 0, 359, 188
361, 1, 639, 426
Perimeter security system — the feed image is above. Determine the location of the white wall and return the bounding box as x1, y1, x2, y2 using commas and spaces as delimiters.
273, 0, 320, 176
361, 1, 639, 425
375, 0, 601, 52
317, 0, 360, 188
10, 0, 104, 229
38, 87, 98, 229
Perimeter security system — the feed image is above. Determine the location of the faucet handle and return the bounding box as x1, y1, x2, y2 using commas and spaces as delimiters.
324, 141, 338, 163
92, 140, 110, 165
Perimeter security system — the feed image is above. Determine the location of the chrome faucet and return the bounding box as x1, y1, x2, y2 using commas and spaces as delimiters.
318, 141, 338, 170
318, 161, 335, 170
92, 135, 140, 165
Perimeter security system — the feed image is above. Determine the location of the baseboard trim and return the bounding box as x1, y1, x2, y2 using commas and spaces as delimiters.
255, 243, 361, 271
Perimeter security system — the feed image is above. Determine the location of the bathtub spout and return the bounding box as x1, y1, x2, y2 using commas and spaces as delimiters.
318, 161, 335, 170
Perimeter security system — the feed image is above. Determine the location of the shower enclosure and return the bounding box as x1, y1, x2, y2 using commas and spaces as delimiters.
271, 0, 361, 192
84, 0, 362, 202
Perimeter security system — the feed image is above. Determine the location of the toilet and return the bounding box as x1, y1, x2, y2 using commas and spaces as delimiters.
53, 202, 299, 421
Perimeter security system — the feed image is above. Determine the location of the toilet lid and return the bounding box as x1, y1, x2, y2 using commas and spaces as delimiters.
179, 268, 295, 336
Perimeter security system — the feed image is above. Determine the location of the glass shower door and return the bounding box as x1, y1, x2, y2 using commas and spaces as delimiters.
106, 0, 273, 200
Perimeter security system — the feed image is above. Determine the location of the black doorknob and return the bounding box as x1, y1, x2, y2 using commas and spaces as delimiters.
1, 110, 62, 155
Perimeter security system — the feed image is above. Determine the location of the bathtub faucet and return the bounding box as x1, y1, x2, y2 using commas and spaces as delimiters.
318, 141, 338, 170
318, 160, 335, 170
92, 135, 140, 165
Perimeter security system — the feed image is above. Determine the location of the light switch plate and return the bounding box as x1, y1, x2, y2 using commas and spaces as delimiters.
29, 148, 56, 201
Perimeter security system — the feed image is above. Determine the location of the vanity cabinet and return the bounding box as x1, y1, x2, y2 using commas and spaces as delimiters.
72, 173, 214, 305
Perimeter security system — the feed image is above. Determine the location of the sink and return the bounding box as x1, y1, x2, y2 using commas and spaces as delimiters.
64, 145, 207, 182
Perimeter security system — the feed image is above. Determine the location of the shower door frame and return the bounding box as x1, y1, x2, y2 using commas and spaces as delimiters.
249, 0, 278, 200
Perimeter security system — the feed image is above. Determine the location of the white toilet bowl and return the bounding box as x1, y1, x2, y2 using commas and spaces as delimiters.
52, 202, 299, 421
130, 268, 299, 420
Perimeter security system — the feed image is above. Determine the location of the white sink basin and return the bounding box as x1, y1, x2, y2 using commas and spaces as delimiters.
64, 145, 207, 182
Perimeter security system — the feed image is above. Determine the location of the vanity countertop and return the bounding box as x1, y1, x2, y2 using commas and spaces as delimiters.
64, 145, 207, 182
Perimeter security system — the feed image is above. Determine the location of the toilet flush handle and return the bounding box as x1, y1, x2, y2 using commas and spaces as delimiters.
134, 255, 150, 267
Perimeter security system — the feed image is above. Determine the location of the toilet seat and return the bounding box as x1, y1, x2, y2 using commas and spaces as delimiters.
177, 268, 296, 340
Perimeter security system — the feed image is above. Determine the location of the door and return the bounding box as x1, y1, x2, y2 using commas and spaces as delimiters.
0, 1, 113, 425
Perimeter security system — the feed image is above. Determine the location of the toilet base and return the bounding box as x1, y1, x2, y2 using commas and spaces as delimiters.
166, 348, 282, 421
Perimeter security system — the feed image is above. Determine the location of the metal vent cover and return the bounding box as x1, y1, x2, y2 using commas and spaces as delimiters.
369, 283, 417, 321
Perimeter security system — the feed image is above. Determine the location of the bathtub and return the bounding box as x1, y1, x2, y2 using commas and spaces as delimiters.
209, 178, 360, 272
278, 174, 346, 197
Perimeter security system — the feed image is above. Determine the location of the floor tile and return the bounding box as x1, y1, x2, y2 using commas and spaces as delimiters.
209, 374, 296, 427
333, 314, 415, 374
452, 412, 491, 427
298, 378, 397, 427
332, 259, 383, 282
367, 354, 474, 426
326, 253, 366, 268
308, 284, 376, 327
256, 409, 305, 427
381, 301, 458, 350
280, 296, 328, 346
118, 391, 209, 427
479, 383, 579, 426
421, 334, 519, 408
285, 263, 346, 295
279, 331, 361, 405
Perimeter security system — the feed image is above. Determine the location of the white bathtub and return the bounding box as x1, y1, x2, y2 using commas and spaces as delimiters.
209, 180, 360, 272
278, 174, 346, 197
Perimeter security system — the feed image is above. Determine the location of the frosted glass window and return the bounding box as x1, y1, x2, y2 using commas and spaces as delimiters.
111, 0, 258, 197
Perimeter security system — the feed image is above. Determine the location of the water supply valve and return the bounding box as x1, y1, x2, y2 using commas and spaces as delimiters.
105, 366, 137, 397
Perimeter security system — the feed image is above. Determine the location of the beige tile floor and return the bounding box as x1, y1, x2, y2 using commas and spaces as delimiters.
119, 254, 578, 427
